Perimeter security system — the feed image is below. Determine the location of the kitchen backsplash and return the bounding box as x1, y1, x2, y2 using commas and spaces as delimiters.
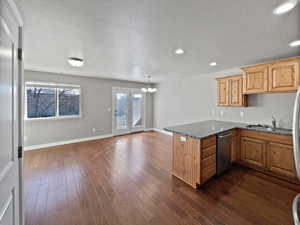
213, 92, 296, 129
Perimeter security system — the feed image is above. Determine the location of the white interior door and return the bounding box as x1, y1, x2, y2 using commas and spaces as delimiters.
112, 88, 145, 135
0, 0, 23, 225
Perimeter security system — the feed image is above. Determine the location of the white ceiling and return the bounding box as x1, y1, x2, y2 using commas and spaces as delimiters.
18, 0, 300, 82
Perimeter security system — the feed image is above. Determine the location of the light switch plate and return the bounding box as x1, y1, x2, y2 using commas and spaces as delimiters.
180, 136, 187, 142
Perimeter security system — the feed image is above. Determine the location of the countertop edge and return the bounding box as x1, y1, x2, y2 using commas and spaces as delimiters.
164, 124, 292, 140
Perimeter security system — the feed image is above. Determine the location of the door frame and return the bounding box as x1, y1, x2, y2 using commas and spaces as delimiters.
112, 87, 146, 136
2, 0, 24, 225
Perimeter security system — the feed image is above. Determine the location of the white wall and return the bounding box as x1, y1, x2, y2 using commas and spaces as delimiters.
24, 70, 153, 147
153, 75, 296, 129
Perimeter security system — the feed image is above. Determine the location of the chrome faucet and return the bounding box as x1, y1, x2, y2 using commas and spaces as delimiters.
272, 116, 277, 130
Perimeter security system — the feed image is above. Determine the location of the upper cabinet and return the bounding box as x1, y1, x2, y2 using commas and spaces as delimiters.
228, 76, 247, 106
216, 75, 247, 107
268, 59, 300, 92
217, 78, 228, 106
241, 57, 300, 94
242, 64, 269, 94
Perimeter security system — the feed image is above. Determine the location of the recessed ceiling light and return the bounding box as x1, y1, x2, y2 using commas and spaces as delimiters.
175, 49, 184, 55
210, 62, 217, 66
68, 57, 85, 67
273, 0, 298, 15
289, 40, 300, 47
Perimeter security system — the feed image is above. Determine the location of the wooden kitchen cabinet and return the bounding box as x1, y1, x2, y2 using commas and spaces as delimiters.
229, 76, 247, 106
172, 133, 201, 188
242, 64, 269, 94
241, 57, 300, 94
241, 137, 266, 168
231, 130, 240, 162
201, 136, 216, 184
216, 75, 247, 107
172, 134, 217, 188
267, 142, 296, 179
239, 129, 297, 183
268, 59, 300, 92
217, 78, 228, 106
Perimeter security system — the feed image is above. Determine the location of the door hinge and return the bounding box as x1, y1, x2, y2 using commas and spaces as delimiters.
18, 48, 23, 61
18, 146, 23, 159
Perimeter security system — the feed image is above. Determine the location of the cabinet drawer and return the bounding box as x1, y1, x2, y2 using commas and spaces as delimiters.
202, 145, 216, 158
202, 136, 216, 148
241, 129, 292, 145
201, 165, 216, 184
202, 154, 216, 168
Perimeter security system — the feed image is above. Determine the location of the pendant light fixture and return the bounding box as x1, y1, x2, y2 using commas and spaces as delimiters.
141, 76, 157, 93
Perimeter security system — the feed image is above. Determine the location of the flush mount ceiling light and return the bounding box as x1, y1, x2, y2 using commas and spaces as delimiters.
289, 40, 300, 47
175, 48, 184, 55
68, 57, 85, 67
273, 0, 298, 15
141, 76, 157, 93
210, 62, 217, 66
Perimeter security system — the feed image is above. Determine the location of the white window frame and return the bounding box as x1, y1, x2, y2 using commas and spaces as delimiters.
25, 81, 82, 121
112, 87, 146, 135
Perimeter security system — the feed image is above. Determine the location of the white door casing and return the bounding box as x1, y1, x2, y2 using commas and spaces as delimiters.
112, 87, 146, 135
0, 0, 23, 225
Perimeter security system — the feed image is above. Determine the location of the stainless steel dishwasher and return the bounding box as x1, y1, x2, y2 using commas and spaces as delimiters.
217, 132, 232, 176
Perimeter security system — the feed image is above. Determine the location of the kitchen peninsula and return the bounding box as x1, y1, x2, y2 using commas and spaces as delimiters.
165, 120, 295, 188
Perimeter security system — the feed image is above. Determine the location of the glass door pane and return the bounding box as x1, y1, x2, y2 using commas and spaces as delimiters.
115, 92, 129, 130
132, 93, 143, 128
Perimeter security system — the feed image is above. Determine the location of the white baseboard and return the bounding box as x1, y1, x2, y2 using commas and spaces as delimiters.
152, 128, 173, 136
24, 134, 113, 151
143, 128, 154, 132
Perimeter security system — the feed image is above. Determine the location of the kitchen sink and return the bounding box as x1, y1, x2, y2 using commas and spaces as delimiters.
245, 124, 292, 133
246, 124, 272, 129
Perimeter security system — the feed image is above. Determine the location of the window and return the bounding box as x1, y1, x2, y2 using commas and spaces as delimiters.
25, 82, 81, 120
58, 88, 80, 116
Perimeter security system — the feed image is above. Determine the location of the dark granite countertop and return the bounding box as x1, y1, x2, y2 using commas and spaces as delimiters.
164, 120, 292, 139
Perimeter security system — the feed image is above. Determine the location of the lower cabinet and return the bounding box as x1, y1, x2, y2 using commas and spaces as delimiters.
172, 134, 216, 188
266, 142, 296, 179
241, 137, 266, 168
172, 134, 201, 188
230, 130, 240, 162
172, 129, 297, 188
201, 136, 216, 184
240, 130, 296, 182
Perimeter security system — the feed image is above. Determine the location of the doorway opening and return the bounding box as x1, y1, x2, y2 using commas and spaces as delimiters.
112, 87, 146, 135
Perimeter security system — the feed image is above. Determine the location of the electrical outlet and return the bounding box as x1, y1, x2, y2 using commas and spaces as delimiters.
220, 110, 224, 116
107, 108, 111, 112
92, 128, 97, 132
24, 136, 28, 142
240, 111, 245, 117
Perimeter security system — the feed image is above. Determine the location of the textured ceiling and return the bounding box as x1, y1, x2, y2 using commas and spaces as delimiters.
18, 0, 300, 82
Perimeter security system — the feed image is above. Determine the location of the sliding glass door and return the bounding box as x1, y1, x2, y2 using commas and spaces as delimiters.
112, 88, 145, 135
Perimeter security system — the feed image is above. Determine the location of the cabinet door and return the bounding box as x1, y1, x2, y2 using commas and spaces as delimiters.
241, 137, 266, 168
269, 60, 300, 92
231, 135, 237, 162
242, 64, 268, 94
172, 134, 200, 188
184, 137, 201, 186
267, 142, 296, 179
217, 79, 228, 106
229, 76, 247, 106
172, 134, 186, 179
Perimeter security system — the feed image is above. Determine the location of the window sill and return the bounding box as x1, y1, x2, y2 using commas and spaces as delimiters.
25, 115, 81, 122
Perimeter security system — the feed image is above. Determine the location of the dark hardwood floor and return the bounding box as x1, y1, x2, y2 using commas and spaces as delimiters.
24, 131, 298, 225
